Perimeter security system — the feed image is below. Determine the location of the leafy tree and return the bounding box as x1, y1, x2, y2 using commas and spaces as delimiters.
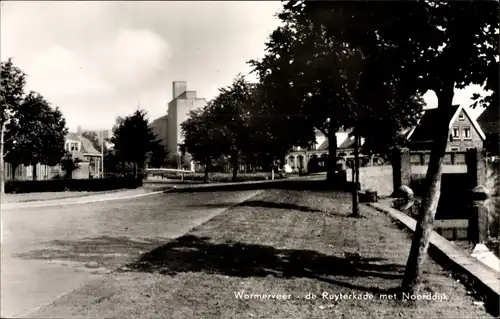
60, 152, 81, 179
147, 139, 168, 168
5, 91, 68, 180
249, 12, 358, 181
209, 75, 254, 181
251, 1, 424, 215
0, 58, 26, 194
111, 109, 157, 177
180, 106, 227, 183
102, 148, 122, 176
283, 0, 498, 292
243, 84, 304, 172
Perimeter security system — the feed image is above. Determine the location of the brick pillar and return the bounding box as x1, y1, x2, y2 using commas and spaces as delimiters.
466, 148, 486, 187
469, 199, 489, 244
392, 147, 411, 193
466, 148, 489, 245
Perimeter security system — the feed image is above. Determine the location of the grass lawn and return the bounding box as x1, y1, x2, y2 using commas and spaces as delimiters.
31, 189, 494, 319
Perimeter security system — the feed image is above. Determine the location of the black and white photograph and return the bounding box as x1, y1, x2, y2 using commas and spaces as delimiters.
0, 1, 499, 318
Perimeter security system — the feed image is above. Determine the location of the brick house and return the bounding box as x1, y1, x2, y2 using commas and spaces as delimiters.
62, 133, 103, 179
406, 105, 486, 152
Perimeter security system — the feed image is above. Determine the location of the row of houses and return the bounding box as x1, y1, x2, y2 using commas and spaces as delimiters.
287, 103, 498, 173
2, 132, 104, 181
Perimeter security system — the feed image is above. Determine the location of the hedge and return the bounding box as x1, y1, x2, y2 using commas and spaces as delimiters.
158, 172, 287, 183
5, 176, 144, 194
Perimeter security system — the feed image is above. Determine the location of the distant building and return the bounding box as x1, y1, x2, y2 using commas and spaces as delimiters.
62, 132, 103, 179
3, 132, 103, 181
150, 81, 206, 158
285, 129, 369, 173
406, 105, 485, 152
167, 81, 206, 155
150, 115, 168, 147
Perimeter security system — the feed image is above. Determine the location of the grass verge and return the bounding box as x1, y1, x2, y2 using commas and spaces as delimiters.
31, 189, 495, 319
153, 172, 289, 183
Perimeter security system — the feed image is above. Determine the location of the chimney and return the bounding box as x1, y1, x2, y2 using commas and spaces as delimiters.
172, 81, 187, 100
77, 126, 82, 135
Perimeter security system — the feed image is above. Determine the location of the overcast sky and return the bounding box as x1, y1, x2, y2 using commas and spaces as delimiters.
1, 1, 487, 132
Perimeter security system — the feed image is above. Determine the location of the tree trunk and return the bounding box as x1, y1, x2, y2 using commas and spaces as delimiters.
11, 164, 18, 181
0, 122, 5, 195
32, 164, 38, 181
326, 129, 338, 182
351, 133, 361, 217
204, 162, 210, 183
133, 162, 138, 178
231, 152, 239, 182
402, 88, 455, 294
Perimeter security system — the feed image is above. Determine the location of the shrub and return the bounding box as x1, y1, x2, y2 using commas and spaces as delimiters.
5, 176, 143, 194
158, 172, 286, 183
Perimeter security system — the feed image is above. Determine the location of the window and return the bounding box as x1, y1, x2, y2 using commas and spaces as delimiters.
66, 141, 79, 152
458, 112, 465, 121
452, 127, 460, 139
463, 127, 471, 139
450, 147, 459, 151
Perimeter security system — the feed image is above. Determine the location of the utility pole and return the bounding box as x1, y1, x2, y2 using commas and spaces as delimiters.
101, 129, 104, 178
0, 121, 5, 196
350, 131, 361, 217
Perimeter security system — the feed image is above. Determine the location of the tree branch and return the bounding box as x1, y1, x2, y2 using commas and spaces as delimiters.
4, 131, 20, 143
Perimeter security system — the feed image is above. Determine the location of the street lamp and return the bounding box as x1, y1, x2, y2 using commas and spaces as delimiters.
101, 130, 104, 178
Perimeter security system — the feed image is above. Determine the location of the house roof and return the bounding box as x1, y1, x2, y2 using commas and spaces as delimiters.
339, 136, 356, 149
476, 104, 499, 135
338, 136, 365, 149
317, 134, 365, 151
407, 105, 486, 142
66, 133, 101, 155
318, 139, 329, 151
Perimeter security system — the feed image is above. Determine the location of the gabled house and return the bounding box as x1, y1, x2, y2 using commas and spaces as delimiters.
406, 105, 486, 152
476, 104, 499, 156
286, 128, 376, 172
64, 133, 103, 179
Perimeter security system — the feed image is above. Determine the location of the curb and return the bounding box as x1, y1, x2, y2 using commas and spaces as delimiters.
1, 187, 177, 210
2, 188, 127, 204
168, 179, 288, 192
368, 202, 500, 317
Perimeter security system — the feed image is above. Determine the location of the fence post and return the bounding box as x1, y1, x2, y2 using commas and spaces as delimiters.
392, 147, 411, 194
466, 148, 489, 244
451, 152, 456, 165
469, 187, 490, 244
466, 148, 486, 187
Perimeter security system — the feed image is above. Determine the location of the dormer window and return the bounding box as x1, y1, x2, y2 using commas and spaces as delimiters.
65, 141, 80, 152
